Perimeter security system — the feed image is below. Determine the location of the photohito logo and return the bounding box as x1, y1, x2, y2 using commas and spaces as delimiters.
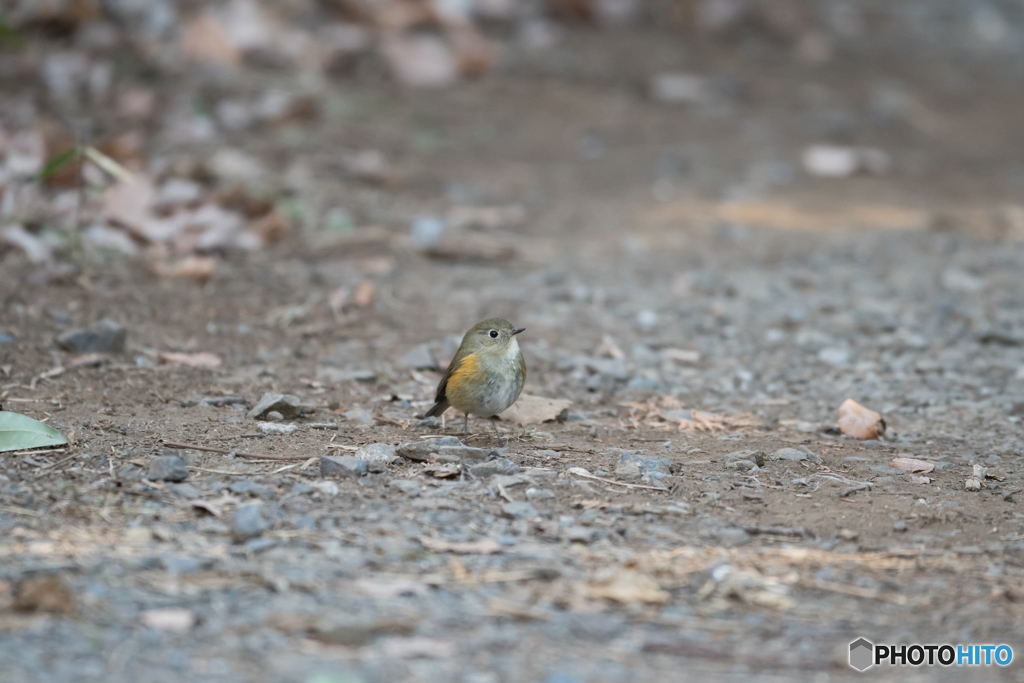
849, 638, 1013, 671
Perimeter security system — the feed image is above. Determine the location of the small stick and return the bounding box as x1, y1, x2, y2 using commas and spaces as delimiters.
14, 447, 67, 457
187, 466, 254, 476
162, 440, 312, 461
33, 452, 79, 474
568, 470, 669, 492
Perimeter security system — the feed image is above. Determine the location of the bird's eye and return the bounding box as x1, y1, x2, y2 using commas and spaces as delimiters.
489, 330, 499, 338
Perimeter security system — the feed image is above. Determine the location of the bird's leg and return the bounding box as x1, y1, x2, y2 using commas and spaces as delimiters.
463, 414, 469, 446
491, 417, 504, 447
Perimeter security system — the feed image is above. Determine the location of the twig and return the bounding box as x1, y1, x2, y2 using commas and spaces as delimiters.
839, 483, 873, 497
33, 452, 79, 474
187, 466, 254, 476
0, 505, 42, 517
13, 447, 67, 457
496, 482, 514, 503
568, 470, 669, 492
162, 440, 312, 461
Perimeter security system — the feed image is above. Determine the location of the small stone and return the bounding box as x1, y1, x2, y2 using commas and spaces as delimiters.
771, 448, 808, 462
228, 480, 277, 499
56, 318, 126, 353
230, 503, 269, 543
354, 443, 398, 472
169, 483, 201, 499
726, 450, 765, 467
564, 526, 599, 544
390, 480, 421, 496
438, 445, 496, 462
965, 478, 982, 492
321, 455, 367, 478
501, 501, 538, 520
525, 487, 555, 501
118, 465, 143, 481
837, 528, 858, 541
396, 438, 462, 462
265, 411, 284, 422
893, 520, 908, 533
468, 458, 520, 478
247, 393, 302, 420
724, 460, 756, 470
147, 456, 188, 482
258, 422, 296, 435
398, 344, 438, 370
342, 407, 374, 426
308, 481, 339, 497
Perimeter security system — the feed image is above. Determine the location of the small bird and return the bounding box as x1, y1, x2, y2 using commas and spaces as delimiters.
425, 318, 526, 446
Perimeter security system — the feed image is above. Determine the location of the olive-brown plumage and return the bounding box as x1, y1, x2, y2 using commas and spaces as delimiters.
425, 318, 526, 445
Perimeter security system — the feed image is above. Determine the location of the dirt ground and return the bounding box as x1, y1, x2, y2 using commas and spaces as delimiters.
3, 16, 1024, 683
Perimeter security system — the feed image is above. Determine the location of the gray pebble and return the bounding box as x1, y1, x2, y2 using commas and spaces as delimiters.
501, 501, 538, 520
342, 407, 374, 426
468, 458, 521, 478
893, 520, 908, 532
354, 443, 398, 472
147, 456, 189, 482
772, 448, 809, 462
231, 503, 269, 543
56, 318, 126, 353
389, 480, 421, 496
247, 393, 302, 420
564, 526, 600, 544
321, 455, 367, 478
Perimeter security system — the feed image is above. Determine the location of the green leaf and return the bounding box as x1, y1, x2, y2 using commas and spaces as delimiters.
0, 411, 68, 452
33, 147, 79, 182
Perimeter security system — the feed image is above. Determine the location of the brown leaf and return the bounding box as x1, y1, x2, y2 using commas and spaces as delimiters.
382, 34, 459, 88
419, 537, 503, 554
422, 232, 518, 263
157, 352, 222, 368
422, 463, 461, 479
13, 575, 76, 615
499, 394, 572, 425
837, 398, 886, 440
586, 569, 669, 604
890, 457, 935, 474
354, 280, 375, 308
139, 608, 196, 632
181, 12, 241, 68
248, 210, 289, 244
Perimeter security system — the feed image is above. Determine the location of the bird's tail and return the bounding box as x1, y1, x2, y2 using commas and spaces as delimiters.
424, 399, 449, 418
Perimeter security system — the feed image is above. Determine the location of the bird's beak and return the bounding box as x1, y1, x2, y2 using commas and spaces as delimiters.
511, 327, 525, 336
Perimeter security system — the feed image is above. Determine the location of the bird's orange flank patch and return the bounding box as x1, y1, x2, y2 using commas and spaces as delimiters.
446, 353, 481, 396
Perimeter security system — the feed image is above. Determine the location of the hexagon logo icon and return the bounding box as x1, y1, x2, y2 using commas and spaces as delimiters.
849, 638, 874, 671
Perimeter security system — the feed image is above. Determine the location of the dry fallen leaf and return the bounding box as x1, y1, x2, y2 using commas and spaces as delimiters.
837, 398, 886, 440
419, 537, 503, 554
354, 280, 375, 308
422, 463, 461, 479
149, 256, 218, 282
499, 394, 572, 425
13, 575, 76, 615
586, 569, 669, 604
140, 608, 196, 632
181, 12, 241, 68
890, 457, 935, 474
158, 352, 223, 368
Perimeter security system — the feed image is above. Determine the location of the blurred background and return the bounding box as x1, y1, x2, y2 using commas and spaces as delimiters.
3, 0, 1024, 277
